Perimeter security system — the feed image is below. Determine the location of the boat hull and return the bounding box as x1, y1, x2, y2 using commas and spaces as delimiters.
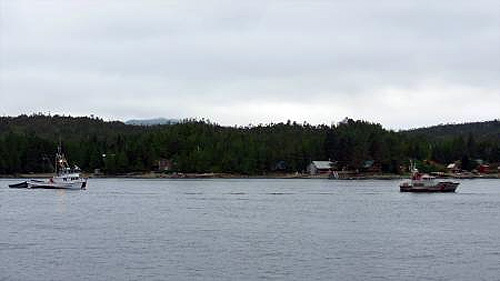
8, 181, 29, 188
9, 179, 87, 190
400, 181, 459, 192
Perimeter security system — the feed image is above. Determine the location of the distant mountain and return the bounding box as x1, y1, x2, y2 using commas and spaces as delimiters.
125, 118, 179, 126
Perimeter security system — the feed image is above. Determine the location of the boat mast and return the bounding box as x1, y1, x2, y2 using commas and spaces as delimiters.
55, 141, 60, 175
55, 139, 66, 175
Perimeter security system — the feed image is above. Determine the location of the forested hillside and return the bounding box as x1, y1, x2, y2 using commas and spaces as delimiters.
1, 114, 499, 175
405, 120, 500, 141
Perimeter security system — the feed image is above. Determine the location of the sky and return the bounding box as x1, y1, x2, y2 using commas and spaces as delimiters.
1, 0, 499, 129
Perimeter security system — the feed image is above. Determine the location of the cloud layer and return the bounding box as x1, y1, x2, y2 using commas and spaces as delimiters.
1, 0, 499, 129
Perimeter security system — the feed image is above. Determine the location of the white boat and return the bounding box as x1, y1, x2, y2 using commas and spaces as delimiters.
9, 145, 87, 190
400, 161, 458, 192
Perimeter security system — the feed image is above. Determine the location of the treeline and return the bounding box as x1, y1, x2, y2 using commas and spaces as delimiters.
1, 114, 499, 174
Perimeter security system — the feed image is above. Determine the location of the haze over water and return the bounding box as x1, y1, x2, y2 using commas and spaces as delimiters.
1, 178, 499, 280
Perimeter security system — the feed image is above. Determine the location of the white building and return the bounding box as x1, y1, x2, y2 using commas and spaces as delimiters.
307, 161, 334, 175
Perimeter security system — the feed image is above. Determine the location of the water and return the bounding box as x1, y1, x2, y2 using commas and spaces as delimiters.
1, 178, 499, 281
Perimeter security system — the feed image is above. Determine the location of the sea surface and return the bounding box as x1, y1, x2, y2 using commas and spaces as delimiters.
1, 178, 499, 281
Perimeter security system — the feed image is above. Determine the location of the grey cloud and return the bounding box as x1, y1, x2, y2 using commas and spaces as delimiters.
1, 0, 499, 128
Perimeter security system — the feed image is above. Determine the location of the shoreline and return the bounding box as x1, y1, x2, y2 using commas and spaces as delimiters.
2, 172, 499, 180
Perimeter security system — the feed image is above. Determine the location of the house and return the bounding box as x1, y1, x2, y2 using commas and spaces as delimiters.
472, 159, 490, 174
361, 160, 381, 173
307, 161, 334, 175
447, 163, 460, 173
156, 159, 173, 171
478, 164, 490, 174
273, 160, 287, 171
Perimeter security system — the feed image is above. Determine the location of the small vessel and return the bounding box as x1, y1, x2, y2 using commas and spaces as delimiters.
400, 162, 458, 192
9, 145, 87, 190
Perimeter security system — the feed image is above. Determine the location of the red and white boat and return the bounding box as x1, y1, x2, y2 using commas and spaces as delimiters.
400, 162, 458, 192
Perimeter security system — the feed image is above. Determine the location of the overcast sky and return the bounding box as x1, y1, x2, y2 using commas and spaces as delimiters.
1, 0, 499, 129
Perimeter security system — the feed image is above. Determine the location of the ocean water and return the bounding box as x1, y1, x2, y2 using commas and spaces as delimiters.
1, 178, 499, 281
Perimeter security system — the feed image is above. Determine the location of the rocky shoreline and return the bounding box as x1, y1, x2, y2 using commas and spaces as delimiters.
3, 172, 499, 180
